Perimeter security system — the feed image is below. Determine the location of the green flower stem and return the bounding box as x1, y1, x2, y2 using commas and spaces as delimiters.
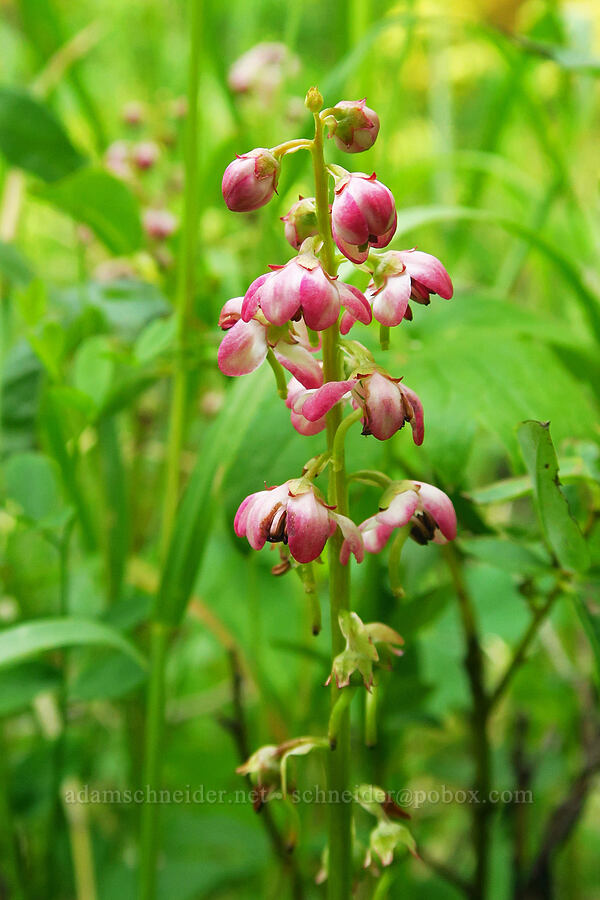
379, 324, 390, 351
347, 469, 393, 489
388, 526, 411, 599
365, 685, 378, 748
332, 408, 363, 472
328, 687, 357, 749
271, 138, 313, 158
310, 92, 353, 900
140, 3, 202, 898
266, 348, 288, 400
298, 563, 321, 636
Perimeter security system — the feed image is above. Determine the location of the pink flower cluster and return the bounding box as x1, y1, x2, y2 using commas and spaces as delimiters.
218, 96, 457, 566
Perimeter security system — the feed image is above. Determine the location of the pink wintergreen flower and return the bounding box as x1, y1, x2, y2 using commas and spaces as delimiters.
227, 43, 300, 97
281, 197, 319, 250
217, 298, 322, 389
290, 371, 424, 444
122, 101, 144, 126
234, 481, 364, 565
340, 248, 454, 332
340, 481, 457, 563
105, 141, 130, 179
143, 209, 177, 241
286, 376, 328, 436
222, 148, 280, 213
326, 99, 380, 154
132, 141, 160, 171
241, 252, 372, 332
331, 172, 396, 264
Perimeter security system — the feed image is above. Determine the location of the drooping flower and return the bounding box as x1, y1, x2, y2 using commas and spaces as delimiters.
326, 611, 404, 689
143, 209, 177, 241
331, 172, 396, 264
325, 99, 380, 154
222, 148, 280, 212
217, 297, 322, 388
241, 250, 371, 332
341, 481, 457, 562
281, 197, 319, 250
290, 371, 424, 444
132, 141, 160, 171
234, 480, 364, 565
340, 248, 454, 332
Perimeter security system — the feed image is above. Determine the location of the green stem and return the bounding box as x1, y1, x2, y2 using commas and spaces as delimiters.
266, 348, 288, 400
0, 727, 25, 900
365, 684, 378, 748
298, 563, 321, 636
139, 623, 171, 900
332, 408, 362, 470
328, 687, 357, 749
140, 3, 202, 898
347, 469, 392, 489
379, 324, 390, 351
309, 93, 353, 900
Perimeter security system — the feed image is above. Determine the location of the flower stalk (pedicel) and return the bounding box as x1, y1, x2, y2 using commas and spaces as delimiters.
219, 84, 456, 897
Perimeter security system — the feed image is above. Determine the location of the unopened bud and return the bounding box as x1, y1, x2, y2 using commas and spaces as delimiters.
222, 148, 280, 213
281, 197, 319, 250
305, 87, 323, 113
326, 99, 380, 153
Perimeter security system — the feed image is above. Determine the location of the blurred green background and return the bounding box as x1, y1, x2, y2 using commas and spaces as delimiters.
0, 0, 599, 898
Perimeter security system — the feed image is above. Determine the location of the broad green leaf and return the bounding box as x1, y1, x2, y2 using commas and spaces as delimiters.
0, 87, 85, 181
517, 421, 589, 572
156, 368, 271, 626
468, 456, 600, 505
459, 537, 552, 575
0, 240, 34, 286
3, 452, 62, 521
134, 315, 176, 364
0, 618, 146, 671
70, 651, 145, 701
37, 169, 142, 255
16, 278, 46, 326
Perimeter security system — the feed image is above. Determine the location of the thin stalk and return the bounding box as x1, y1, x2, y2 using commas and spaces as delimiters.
444, 545, 491, 900
365, 685, 377, 748
266, 348, 288, 400
139, 623, 171, 900
309, 92, 353, 900
62, 776, 98, 900
139, 3, 202, 898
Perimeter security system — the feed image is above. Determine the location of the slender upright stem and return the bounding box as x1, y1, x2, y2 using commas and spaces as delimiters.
310, 95, 353, 900
139, 3, 202, 897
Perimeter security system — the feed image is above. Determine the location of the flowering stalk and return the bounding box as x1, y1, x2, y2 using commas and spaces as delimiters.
219, 86, 456, 896
308, 87, 353, 900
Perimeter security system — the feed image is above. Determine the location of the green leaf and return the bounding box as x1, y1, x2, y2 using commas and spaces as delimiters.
73, 335, 115, 410
37, 169, 142, 254
460, 537, 552, 575
156, 368, 271, 626
134, 315, 176, 364
0, 618, 146, 672
0, 87, 85, 181
0, 241, 34, 286
570, 592, 600, 684
467, 456, 600, 505
517, 421, 589, 572
3, 451, 62, 521
70, 651, 146, 701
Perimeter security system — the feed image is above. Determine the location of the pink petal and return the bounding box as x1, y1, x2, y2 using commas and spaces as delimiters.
259, 263, 304, 326
234, 492, 260, 537
400, 384, 425, 446
290, 409, 327, 436
337, 283, 372, 325
218, 296, 243, 329
377, 490, 420, 528
332, 183, 369, 244
274, 341, 323, 389
413, 481, 457, 541
370, 210, 397, 249
370, 271, 411, 327
331, 513, 364, 564
297, 379, 356, 422
340, 310, 358, 335
217, 319, 268, 376
299, 267, 340, 331
357, 372, 405, 441
286, 490, 331, 563
244, 484, 289, 550
397, 250, 453, 299
241, 273, 270, 321
332, 223, 369, 264
359, 515, 395, 554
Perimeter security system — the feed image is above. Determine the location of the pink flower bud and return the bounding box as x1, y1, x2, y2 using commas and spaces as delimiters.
327, 99, 380, 153
122, 101, 144, 126
241, 254, 371, 332
234, 480, 364, 565
143, 209, 177, 241
105, 141, 130, 179
132, 141, 160, 171
281, 197, 319, 250
222, 148, 280, 213
332, 172, 396, 263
